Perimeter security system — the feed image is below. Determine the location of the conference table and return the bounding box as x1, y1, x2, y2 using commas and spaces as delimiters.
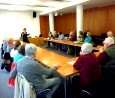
44, 38, 102, 56
36, 47, 79, 98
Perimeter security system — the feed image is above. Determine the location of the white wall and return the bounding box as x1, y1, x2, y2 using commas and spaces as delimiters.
0, 10, 40, 42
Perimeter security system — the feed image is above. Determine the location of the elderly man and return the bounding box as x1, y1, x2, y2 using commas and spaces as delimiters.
98, 37, 115, 77
98, 37, 115, 97
10, 43, 61, 98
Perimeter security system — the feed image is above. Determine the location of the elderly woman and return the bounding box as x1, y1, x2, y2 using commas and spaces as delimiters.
9, 43, 61, 98
72, 43, 102, 98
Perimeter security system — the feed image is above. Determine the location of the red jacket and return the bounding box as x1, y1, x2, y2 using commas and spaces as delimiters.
73, 53, 102, 87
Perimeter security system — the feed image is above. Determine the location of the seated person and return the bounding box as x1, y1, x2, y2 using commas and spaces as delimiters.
57, 32, 64, 40
47, 31, 54, 40
8, 44, 26, 87
106, 31, 115, 42
1, 52, 13, 72
45, 31, 57, 47
67, 31, 76, 53
77, 31, 84, 42
72, 43, 102, 98
67, 31, 76, 41
98, 37, 115, 97
83, 29, 90, 39
10, 40, 21, 58
1, 38, 7, 58
84, 32, 92, 43
6, 37, 14, 53
9, 43, 61, 98
57, 32, 65, 50
13, 44, 25, 63
51, 31, 59, 46
53, 31, 58, 39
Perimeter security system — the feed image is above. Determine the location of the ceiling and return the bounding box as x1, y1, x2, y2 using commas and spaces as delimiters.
0, 0, 115, 15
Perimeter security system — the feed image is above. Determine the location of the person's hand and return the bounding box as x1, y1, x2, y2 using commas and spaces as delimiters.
53, 63, 61, 69
99, 47, 104, 53
79, 51, 83, 55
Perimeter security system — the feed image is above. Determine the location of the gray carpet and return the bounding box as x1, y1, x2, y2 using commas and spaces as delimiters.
0, 50, 14, 98
0, 69, 14, 98
40, 45, 75, 58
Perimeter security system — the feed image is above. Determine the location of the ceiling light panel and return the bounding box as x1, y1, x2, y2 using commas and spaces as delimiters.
0, 0, 41, 5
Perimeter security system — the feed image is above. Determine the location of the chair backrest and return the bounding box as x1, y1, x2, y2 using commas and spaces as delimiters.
14, 73, 36, 98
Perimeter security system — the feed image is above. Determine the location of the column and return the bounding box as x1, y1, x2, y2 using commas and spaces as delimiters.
49, 12, 54, 33
76, 4, 83, 38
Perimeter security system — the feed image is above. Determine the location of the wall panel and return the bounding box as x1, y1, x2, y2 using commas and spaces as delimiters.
40, 5, 115, 36
40, 16, 49, 38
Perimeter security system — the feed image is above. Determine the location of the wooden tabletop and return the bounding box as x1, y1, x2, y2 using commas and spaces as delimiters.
36, 47, 79, 77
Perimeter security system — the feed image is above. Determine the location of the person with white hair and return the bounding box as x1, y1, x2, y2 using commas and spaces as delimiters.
98, 37, 115, 97
98, 37, 115, 76
72, 43, 102, 98
107, 31, 115, 42
9, 43, 61, 98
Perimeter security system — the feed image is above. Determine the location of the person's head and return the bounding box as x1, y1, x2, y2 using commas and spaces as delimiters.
25, 43, 37, 58
69, 31, 74, 36
107, 31, 114, 37
79, 31, 83, 35
103, 37, 114, 49
81, 43, 93, 54
87, 32, 92, 37
14, 40, 21, 50
49, 31, 52, 35
58, 32, 62, 35
18, 44, 26, 56
54, 31, 57, 35
23, 28, 27, 32
6, 37, 14, 44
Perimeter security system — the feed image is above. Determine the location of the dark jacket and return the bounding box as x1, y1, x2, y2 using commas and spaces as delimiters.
21, 32, 30, 43
98, 44, 115, 78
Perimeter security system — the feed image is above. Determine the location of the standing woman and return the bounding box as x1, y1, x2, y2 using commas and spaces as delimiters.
21, 28, 30, 43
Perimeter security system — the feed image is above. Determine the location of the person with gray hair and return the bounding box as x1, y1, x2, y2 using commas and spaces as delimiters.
98, 37, 115, 76
9, 43, 61, 98
107, 31, 115, 43
72, 43, 102, 98
98, 37, 115, 97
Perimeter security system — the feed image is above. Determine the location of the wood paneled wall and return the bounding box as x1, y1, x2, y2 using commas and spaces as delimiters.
40, 16, 49, 38
84, 5, 115, 36
54, 13, 76, 34
40, 5, 115, 36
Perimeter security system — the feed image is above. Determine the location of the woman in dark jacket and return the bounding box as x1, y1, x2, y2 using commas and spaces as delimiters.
21, 28, 30, 43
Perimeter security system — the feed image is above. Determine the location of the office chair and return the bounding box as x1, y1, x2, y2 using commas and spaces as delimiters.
15, 73, 50, 98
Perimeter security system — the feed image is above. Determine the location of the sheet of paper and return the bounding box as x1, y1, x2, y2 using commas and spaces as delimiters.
67, 61, 75, 65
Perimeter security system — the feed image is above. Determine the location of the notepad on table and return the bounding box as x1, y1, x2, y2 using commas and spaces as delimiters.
67, 61, 75, 65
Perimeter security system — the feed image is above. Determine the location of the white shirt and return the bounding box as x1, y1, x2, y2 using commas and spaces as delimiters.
10, 49, 18, 57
